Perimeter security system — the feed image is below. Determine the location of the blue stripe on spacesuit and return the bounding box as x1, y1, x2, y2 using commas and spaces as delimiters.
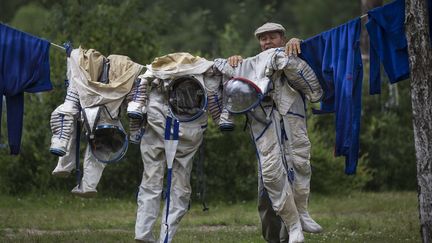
59, 114, 65, 139
300, 18, 363, 175
164, 167, 173, 243
286, 111, 305, 119
163, 116, 179, 243
164, 116, 172, 140
172, 119, 179, 140
297, 70, 314, 94
255, 120, 273, 142
165, 116, 180, 141
133, 79, 140, 101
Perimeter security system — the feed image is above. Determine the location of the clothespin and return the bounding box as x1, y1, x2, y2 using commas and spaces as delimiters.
63, 41, 73, 57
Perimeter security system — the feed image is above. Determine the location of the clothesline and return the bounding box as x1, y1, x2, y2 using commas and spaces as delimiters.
0, 21, 65, 51
47, 13, 369, 50
8, 12, 371, 52
51, 42, 65, 50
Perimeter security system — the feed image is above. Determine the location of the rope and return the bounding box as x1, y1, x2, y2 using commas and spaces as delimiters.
51, 42, 66, 50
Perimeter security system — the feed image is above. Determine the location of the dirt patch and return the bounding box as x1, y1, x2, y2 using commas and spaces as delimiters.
1, 228, 132, 238
183, 225, 257, 232
1, 225, 257, 238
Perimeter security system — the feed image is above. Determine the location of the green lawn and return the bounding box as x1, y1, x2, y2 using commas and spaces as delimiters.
0, 191, 420, 242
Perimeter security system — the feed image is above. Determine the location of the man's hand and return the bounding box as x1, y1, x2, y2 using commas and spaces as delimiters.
285, 38, 302, 56
227, 55, 243, 67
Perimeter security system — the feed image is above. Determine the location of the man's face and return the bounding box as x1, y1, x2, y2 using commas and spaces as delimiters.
258, 32, 286, 51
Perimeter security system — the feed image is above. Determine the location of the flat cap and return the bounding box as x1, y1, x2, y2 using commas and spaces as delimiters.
254, 22, 286, 38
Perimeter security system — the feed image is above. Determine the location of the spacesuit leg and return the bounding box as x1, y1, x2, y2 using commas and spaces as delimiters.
250, 109, 303, 243
282, 114, 322, 233
135, 110, 166, 242
258, 175, 289, 243
52, 119, 77, 177
158, 117, 206, 243
71, 146, 106, 198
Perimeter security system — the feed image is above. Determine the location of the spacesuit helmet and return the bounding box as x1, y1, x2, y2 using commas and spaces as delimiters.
89, 124, 128, 164
223, 77, 263, 114
168, 76, 208, 122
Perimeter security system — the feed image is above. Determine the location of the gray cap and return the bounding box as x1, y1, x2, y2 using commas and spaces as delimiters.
254, 22, 286, 38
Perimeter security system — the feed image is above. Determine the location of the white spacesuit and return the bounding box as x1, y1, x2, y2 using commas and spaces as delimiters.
50, 47, 143, 197
215, 48, 322, 243
134, 53, 223, 243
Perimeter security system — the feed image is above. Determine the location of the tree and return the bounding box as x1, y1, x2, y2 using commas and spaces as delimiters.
405, 0, 432, 241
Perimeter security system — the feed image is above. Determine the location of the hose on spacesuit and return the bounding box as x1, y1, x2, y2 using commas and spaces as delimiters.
75, 116, 82, 188
194, 137, 209, 211
163, 116, 180, 243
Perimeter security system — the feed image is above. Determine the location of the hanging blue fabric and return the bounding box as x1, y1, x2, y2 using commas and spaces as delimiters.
366, 0, 410, 95
299, 18, 363, 175
0, 23, 52, 154
163, 116, 179, 243
367, 0, 432, 95
429, 0, 432, 44
75, 116, 82, 188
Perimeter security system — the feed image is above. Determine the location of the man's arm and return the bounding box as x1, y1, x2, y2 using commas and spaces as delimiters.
285, 38, 302, 56
227, 38, 303, 67
227, 55, 243, 67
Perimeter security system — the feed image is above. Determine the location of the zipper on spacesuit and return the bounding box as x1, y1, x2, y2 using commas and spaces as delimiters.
280, 117, 295, 184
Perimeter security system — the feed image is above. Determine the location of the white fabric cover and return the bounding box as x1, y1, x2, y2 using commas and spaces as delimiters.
144, 52, 214, 80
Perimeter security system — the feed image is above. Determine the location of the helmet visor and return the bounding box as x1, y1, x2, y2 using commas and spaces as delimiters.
89, 125, 128, 163
223, 77, 262, 114
168, 76, 207, 122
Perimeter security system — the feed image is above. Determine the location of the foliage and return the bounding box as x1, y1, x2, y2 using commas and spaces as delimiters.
9, 3, 49, 33
360, 77, 416, 191
308, 112, 373, 194
0, 0, 418, 199
288, 0, 360, 38
199, 118, 257, 202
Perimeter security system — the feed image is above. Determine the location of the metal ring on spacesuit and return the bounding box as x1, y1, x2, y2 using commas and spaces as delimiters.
223, 77, 264, 114
167, 76, 208, 122
88, 124, 128, 164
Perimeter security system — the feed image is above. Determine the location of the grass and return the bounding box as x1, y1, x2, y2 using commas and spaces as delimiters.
0, 191, 420, 242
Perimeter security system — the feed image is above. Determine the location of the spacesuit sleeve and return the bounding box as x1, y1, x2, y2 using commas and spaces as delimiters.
282, 56, 323, 103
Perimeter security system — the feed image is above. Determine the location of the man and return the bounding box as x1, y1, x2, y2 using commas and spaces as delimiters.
226, 22, 322, 243
227, 23, 302, 67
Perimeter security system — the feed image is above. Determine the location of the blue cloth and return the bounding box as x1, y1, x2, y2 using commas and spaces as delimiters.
0, 23, 52, 154
367, 0, 432, 94
299, 18, 363, 175
366, 0, 409, 94
429, 0, 432, 44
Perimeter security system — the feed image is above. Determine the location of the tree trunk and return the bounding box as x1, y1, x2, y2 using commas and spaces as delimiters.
405, 0, 432, 242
